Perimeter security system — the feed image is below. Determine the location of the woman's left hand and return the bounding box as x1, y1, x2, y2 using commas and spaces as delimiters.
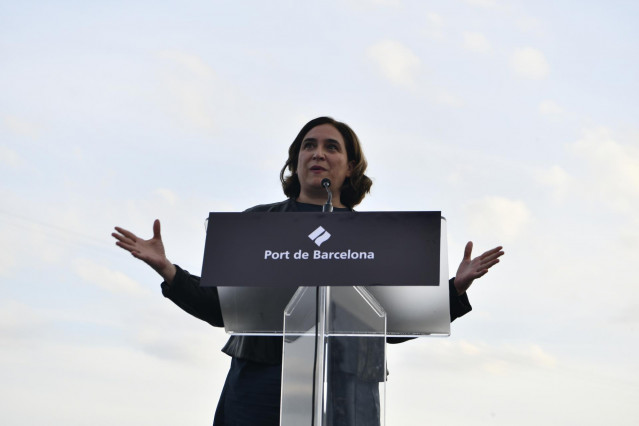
454, 242, 504, 295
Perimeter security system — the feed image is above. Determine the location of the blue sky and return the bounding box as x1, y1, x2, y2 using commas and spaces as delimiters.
2, 0, 638, 424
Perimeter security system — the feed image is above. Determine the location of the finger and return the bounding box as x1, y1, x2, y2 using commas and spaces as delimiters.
480, 246, 503, 259
481, 258, 500, 270
114, 226, 138, 243
112, 232, 131, 244
115, 241, 138, 254
153, 219, 161, 240
463, 241, 473, 261
480, 250, 504, 264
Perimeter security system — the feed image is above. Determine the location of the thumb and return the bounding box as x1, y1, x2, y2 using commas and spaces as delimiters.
153, 219, 162, 240
464, 241, 473, 261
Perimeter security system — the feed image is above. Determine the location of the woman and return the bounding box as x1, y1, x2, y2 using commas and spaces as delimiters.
113, 116, 504, 425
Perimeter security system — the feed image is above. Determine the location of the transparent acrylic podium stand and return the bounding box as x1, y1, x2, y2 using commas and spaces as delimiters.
280, 286, 387, 426
206, 212, 450, 425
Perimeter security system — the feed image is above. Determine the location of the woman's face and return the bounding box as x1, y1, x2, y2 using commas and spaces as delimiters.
296, 123, 353, 198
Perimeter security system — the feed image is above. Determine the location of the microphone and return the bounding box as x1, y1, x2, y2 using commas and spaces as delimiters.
321, 178, 333, 212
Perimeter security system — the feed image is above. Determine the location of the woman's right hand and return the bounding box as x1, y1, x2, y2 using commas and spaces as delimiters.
112, 219, 177, 284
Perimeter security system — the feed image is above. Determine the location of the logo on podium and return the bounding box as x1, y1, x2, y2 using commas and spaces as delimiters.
308, 226, 331, 247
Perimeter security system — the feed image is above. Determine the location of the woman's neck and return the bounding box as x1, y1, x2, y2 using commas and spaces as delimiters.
297, 189, 345, 208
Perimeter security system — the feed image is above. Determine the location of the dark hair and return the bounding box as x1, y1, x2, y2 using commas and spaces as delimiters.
280, 116, 373, 208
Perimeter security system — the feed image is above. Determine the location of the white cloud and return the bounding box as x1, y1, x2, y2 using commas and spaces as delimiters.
134, 324, 221, 364
391, 339, 558, 377
436, 89, 465, 107
367, 40, 421, 89
463, 0, 497, 7
465, 196, 532, 242
158, 50, 216, 80
536, 128, 639, 214
479, 343, 558, 373
154, 188, 178, 206
517, 16, 543, 33
0, 300, 48, 341
0, 218, 19, 276
571, 127, 639, 212
388, 336, 635, 425
2, 115, 41, 139
0, 207, 79, 271
0, 300, 120, 343
0, 337, 228, 425
0, 247, 16, 277
0, 146, 22, 168
537, 165, 574, 202
423, 12, 445, 40
510, 47, 550, 79
539, 99, 564, 115
462, 32, 492, 53
348, 0, 401, 6
73, 258, 149, 296
155, 50, 247, 134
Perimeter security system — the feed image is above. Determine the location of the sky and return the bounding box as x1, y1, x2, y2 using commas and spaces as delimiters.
1, 0, 638, 424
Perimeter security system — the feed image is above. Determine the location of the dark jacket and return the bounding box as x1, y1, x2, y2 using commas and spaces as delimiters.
161, 199, 472, 364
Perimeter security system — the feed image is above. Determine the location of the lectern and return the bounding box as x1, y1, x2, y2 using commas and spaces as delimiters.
201, 211, 450, 425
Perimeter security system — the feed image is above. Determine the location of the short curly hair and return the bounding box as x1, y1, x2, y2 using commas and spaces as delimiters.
280, 117, 373, 208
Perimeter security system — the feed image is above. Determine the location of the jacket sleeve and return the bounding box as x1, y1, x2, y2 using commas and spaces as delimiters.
448, 277, 472, 322
161, 265, 225, 327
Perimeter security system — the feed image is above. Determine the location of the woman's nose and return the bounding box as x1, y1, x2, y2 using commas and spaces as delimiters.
312, 148, 326, 160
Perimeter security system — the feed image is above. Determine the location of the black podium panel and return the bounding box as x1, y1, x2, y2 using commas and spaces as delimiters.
201, 211, 440, 288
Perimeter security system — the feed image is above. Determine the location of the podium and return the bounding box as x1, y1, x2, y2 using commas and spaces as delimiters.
202, 211, 450, 425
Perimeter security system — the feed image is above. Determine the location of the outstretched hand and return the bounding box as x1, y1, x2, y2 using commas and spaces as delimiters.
112, 219, 176, 283
454, 242, 504, 295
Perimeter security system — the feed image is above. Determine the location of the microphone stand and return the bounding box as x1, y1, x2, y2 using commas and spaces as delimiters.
313, 178, 332, 425
321, 178, 333, 213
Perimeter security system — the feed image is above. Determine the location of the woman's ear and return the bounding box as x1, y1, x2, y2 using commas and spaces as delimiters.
347, 161, 355, 177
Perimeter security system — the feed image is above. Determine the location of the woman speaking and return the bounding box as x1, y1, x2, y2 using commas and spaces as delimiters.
112, 116, 504, 425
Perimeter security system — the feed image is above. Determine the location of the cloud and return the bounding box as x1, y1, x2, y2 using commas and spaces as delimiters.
423, 12, 445, 40
153, 188, 178, 206
2, 115, 41, 139
157, 51, 218, 132
347, 0, 401, 6
155, 50, 249, 134
539, 100, 564, 115
367, 40, 421, 89
436, 89, 465, 107
517, 16, 543, 34
0, 300, 119, 344
464, 196, 532, 242
510, 47, 550, 79
536, 165, 575, 202
479, 343, 558, 374
570, 127, 639, 213
0, 246, 16, 277
0, 207, 78, 272
392, 339, 557, 375
0, 146, 22, 169
134, 324, 222, 364
73, 258, 149, 296
463, 0, 497, 7
462, 32, 492, 53
0, 300, 49, 341
536, 128, 639, 214
159, 50, 216, 80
